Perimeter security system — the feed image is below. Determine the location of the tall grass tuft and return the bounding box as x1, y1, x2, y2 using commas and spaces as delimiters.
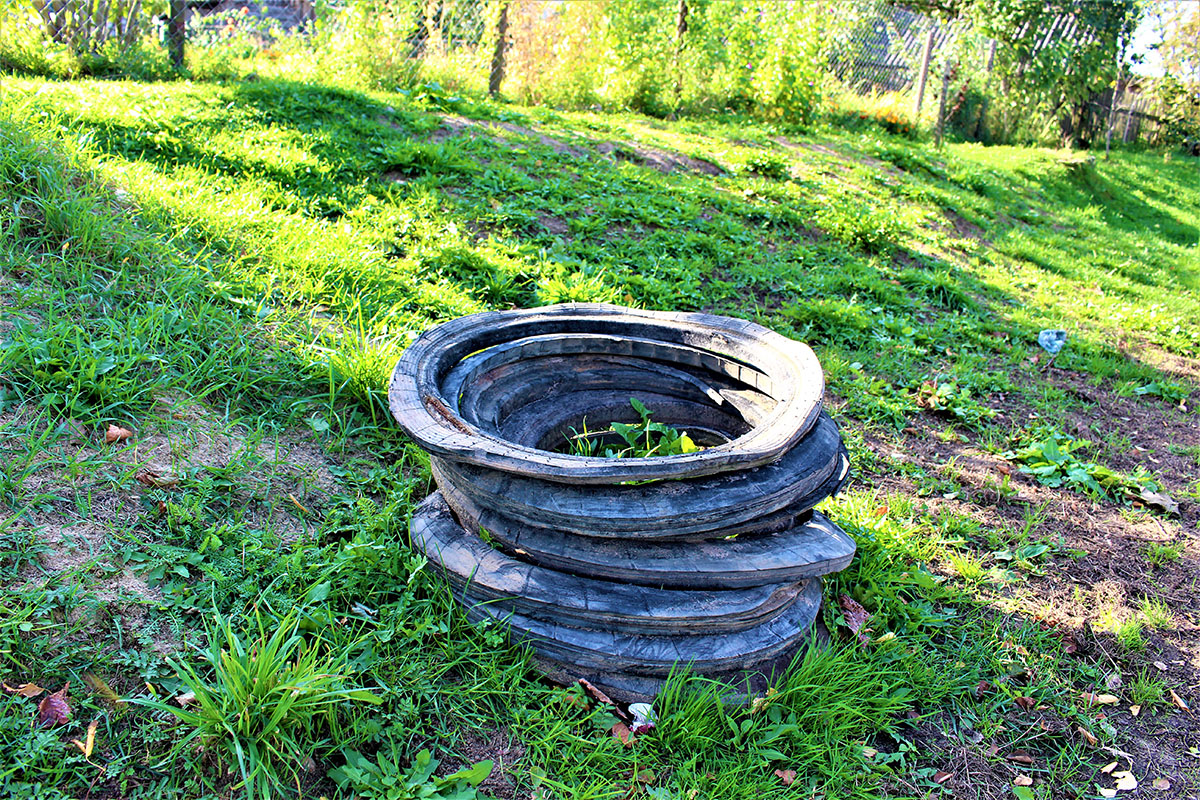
139, 607, 381, 799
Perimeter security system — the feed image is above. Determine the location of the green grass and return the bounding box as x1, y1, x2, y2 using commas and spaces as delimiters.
1, 71, 1198, 798
1129, 669, 1167, 708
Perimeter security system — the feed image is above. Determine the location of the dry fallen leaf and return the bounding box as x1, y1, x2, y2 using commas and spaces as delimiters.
1152, 777, 1171, 790
1129, 704, 1141, 717
774, 769, 796, 786
104, 425, 133, 444
838, 594, 871, 646
3, 682, 45, 698
610, 721, 634, 747
579, 679, 620, 712
636, 769, 655, 784
1076, 725, 1098, 745
1153, 660, 1168, 672
1101, 762, 1119, 775
974, 680, 991, 699
37, 683, 70, 728
1014, 695, 1035, 711
83, 672, 125, 709
174, 691, 197, 707
1136, 488, 1180, 517
135, 470, 179, 489
932, 770, 952, 785
1100, 790, 1117, 799
1013, 775, 1033, 787
1007, 751, 1034, 765
1169, 689, 1190, 712
1112, 771, 1137, 791
862, 746, 879, 759
1081, 692, 1120, 706
287, 493, 312, 517
71, 719, 99, 759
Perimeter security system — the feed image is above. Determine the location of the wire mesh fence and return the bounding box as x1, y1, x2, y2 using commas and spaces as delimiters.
4, 0, 1170, 147
828, 1, 966, 95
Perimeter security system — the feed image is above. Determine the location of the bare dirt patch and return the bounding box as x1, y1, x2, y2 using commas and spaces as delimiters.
439, 727, 526, 800
537, 213, 571, 237
938, 207, 989, 245
847, 368, 1200, 797
434, 115, 590, 159
772, 135, 897, 176
594, 140, 724, 176
1120, 340, 1200, 383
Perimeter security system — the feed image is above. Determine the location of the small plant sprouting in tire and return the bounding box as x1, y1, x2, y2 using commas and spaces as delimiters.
564, 398, 700, 458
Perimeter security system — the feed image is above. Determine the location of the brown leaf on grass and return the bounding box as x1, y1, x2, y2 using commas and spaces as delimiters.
287, 493, 312, 516
1152, 777, 1171, 790
71, 720, 99, 759
82, 672, 125, 709
578, 678, 614, 708
37, 683, 70, 727
1081, 692, 1120, 706
838, 594, 870, 646
1076, 725, 1098, 745
174, 691, 197, 707
973, 680, 991, 699
932, 770, 952, 784
1136, 489, 1180, 517
1006, 751, 1034, 765
636, 769, 656, 784
610, 721, 634, 747
2, 682, 45, 698
1113, 771, 1137, 790
104, 425, 133, 444
1014, 775, 1033, 787
1169, 689, 1190, 711
135, 470, 179, 489
773, 769, 796, 786
996, 462, 1012, 476
1014, 696, 1035, 711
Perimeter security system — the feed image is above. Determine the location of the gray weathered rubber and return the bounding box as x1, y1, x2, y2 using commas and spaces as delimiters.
392, 305, 854, 698
390, 304, 825, 484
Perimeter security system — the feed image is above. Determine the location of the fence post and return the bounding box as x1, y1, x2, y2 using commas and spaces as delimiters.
674, 0, 689, 106
973, 39, 996, 140
167, 0, 186, 69
1105, 79, 1119, 159
912, 28, 935, 121
489, 0, 510, 97
935, 59, 951, 149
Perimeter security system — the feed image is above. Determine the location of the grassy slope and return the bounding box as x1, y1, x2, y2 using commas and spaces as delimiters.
1, 75, 1198, 799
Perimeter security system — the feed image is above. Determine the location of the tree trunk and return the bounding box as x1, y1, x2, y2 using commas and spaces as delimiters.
488, 1, 509, 97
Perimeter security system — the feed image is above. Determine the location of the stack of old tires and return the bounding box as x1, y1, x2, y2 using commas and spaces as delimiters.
390, 304, 854, 701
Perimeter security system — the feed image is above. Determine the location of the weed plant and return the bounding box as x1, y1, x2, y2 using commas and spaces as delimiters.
565, 399, 699, 458
138, 607, 382, 799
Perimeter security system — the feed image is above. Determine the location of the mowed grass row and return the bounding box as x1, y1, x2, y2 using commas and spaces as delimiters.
0, 76, 1197, 799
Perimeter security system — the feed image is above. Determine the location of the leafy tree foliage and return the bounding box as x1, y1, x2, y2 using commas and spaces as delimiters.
967, 0, 1139, 145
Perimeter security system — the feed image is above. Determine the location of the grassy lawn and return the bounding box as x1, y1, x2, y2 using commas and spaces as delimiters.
1, 75, 1198, 799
